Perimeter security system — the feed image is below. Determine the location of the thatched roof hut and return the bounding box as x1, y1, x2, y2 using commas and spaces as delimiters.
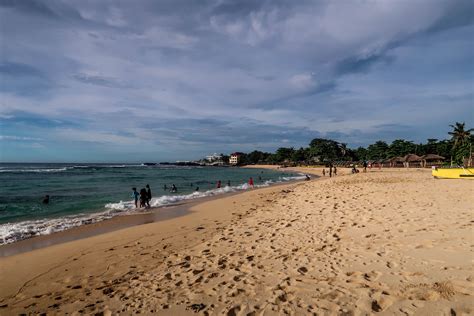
421, 154, 445, 161
420, 154, 445, 167
403, 154, 422, 162
386, 156, 404, 167
389, 156, 405, 162
402, 154, 423, 168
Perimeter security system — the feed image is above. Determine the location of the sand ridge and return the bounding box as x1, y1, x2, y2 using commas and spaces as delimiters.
0, 169, 473, 315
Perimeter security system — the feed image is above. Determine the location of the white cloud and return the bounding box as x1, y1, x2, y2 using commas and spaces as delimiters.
0, 135, 43, 141
289, 73, 316, 90
1, 0, 472, 161
54, 129, 138, 145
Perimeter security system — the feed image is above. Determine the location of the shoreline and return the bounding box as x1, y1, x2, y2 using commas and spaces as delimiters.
0, 169, 306, 257
2, 167, 470, 315
0, 175, 310, 306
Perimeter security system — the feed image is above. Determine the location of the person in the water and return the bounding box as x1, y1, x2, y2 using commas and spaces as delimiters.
146, 184, 152, 207
42, 195, 50, 204
195, 186, 200, 191
139, 188, 148, 208
132, 188, 139, 208
163, 184, 168, 191
216, 180, 221, 188
170, 184, 177, 193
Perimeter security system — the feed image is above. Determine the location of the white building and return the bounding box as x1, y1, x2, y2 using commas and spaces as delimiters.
229, 152, 242, 165
205, 153, 223, 162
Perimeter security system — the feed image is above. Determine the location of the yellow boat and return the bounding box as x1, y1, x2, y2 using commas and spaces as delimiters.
432, 167, 474, 179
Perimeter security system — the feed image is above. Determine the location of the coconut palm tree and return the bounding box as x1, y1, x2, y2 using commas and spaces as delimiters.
338, 142, 347, 158
448, 122, 473, 166
449, 122, 473, 148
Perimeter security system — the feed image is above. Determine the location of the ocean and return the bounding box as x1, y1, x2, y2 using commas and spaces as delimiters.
0, 163, 303, 245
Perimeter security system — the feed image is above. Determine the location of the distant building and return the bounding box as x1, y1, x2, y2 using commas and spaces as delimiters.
205, 153, 223, 163
230, 152, 243, 165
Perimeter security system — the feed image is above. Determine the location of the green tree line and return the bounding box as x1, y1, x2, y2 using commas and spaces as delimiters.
235, 122, 473, 166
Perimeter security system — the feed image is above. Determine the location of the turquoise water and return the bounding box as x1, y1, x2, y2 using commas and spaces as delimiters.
0, 163, 303, 244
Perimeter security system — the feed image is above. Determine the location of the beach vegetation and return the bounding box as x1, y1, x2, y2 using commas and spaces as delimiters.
230, 122, 473, 167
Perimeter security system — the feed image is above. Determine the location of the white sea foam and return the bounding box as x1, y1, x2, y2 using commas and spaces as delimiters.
105, 175, 305, 211
0, 165, 148, 173
0, 167, 69, 173
0, 174, 306, 245
0, 209, 125, 245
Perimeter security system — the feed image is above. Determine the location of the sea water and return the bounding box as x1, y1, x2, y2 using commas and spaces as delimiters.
0, 163, 304, 245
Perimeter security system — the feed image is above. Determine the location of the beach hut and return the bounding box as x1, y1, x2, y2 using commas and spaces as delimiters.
421, 154, 445, 168
388, 156, 404, 167
403, 154, 423, 168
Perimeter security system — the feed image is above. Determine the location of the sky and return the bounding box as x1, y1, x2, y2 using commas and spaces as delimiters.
0, 0, 473, 162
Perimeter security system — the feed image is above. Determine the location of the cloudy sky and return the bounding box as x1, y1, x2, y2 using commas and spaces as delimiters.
1, 0, 473, 162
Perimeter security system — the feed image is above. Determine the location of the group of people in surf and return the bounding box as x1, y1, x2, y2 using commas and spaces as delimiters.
131, 177, 259, 209
162, 184, 178, 193
132, 184, 152, 209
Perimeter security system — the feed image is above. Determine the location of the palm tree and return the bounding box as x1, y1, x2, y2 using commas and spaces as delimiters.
448, 122, 473, 148
448, 122, 473, 166
338, 142, 347, 158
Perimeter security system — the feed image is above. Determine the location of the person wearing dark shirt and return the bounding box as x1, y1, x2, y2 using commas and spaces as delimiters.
139, 188, 148, 208
146, 184, 152, 207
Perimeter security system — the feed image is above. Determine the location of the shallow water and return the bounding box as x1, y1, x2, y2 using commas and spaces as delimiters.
0, 163, 303, 244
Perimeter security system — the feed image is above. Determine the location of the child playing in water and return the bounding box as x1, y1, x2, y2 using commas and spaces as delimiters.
132, 188, 139, 208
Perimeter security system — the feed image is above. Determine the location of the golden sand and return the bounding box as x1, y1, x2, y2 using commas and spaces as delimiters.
1, 168, 473, 315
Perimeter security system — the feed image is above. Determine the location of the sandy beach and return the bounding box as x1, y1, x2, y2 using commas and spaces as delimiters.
1, 167, 473, 315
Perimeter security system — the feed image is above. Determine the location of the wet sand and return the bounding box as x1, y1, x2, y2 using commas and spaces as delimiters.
0, 167, 472, 315
0, 179, 302, 257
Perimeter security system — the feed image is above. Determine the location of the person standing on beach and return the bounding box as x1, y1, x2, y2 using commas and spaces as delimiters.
146, 184, 152, 207
363, 161, 368, 173
132, 188, 139, 208
329, 166, 332, 177
249, 177, 254, 188
322, 169, 326, 176
334, 166, 337, 176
